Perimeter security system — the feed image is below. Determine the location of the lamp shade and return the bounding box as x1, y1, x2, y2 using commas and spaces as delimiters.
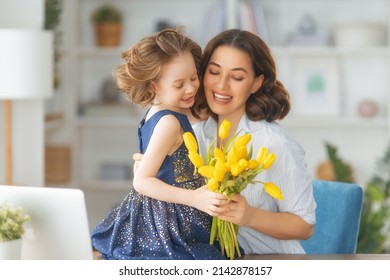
0, 29, 53, 99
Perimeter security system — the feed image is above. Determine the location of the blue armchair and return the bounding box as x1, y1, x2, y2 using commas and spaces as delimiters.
301, 180, 363, 254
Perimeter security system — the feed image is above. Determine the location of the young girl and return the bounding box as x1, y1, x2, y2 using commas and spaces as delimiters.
90, 29, 225, 260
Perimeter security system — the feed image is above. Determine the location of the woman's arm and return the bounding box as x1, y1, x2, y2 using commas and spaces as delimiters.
217, 194, 314, 240
133, 115, 226, 215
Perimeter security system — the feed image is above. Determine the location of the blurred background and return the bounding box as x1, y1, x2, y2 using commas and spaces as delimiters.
1, 0, 389, 253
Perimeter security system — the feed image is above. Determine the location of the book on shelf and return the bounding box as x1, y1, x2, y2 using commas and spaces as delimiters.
238, 1, 257, 34
200, 2, 225, 46
238, 2, 270, 45
251, 3, 270, 45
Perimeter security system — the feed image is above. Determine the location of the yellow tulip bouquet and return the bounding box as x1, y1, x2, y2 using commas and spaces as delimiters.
183, 119, 283, 260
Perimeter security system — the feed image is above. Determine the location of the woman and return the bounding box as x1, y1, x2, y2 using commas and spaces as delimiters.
190, 29, 316, 254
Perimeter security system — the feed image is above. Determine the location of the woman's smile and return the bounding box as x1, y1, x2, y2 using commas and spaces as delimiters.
213, 92, 232, 103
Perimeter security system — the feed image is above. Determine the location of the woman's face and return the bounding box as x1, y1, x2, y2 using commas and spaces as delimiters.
203, 45, 263, 123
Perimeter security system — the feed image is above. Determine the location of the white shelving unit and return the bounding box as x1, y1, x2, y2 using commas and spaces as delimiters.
45, 0, 390, 229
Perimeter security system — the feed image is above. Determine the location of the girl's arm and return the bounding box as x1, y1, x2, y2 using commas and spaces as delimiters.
133, 115, 226, 215
217, 194, 314, 240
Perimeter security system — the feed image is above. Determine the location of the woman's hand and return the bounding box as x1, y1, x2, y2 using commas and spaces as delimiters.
218, 194, 314, 240
190, 185, 228, 217
217, 193, 253, 226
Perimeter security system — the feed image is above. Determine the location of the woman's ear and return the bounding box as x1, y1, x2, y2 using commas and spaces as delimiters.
251, 74, 264, 93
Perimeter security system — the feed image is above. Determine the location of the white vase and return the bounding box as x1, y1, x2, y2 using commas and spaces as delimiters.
0, 239, 22, 260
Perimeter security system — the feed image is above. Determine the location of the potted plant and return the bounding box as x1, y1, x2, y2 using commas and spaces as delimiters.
91, 4, 123, 47
0, 202, 30, 260
357, 144, 390, 253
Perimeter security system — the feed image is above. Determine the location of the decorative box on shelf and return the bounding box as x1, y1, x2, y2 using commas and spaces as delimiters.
45, 145, 71, 185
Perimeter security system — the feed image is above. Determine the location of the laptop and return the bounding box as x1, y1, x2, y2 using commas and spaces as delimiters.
0, 185, 94, 260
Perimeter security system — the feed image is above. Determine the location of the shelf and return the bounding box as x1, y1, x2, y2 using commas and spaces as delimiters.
280, 117, 387, 128
45, 119, 65, 131
271, 46, 390, 57
76, 116, 142, 128
45, 112, 65, 131
76, 47, 123, 57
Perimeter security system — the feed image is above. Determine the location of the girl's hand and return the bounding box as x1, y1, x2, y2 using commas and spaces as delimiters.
217, 193, 253, 226
191, 185, 228, 216
133, 153, 228, 216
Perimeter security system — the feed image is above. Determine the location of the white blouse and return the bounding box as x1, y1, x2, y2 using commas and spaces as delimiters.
192, 115, 317, 254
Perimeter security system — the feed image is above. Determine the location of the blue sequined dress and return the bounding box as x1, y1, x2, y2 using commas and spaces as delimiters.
91, 110, 225, 260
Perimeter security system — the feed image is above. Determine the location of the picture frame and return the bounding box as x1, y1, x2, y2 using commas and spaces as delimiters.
291, 58, 340, 116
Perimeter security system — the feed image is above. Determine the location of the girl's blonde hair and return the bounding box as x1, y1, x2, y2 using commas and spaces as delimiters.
115, 28, 202, 108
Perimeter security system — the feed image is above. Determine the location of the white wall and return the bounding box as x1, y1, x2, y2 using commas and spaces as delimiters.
0, 0, 44, 29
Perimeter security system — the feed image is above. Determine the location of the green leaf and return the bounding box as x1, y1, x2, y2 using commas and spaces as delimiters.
206, 138, 216, 164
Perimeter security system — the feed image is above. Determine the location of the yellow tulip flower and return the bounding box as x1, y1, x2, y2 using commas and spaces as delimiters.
183, 132, 198, 153
233, 134, 251, 149
188, 150, 204, 168
256, 147, 268, 164
238, 158, 248, 171
248, 159, 258, 170
214, 160, 229, 182
213, 147, 225, 161
198, 165, 215, 178
230, 159, 248, 176
226, 147, 239, 165
264, 182, 283, 200
218, 119, 231, 140
235, 145, 248, 161
263, 153, 276, 169
207, 178, 219, 191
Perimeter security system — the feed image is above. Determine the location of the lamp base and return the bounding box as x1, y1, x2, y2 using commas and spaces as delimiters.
4, 100, 12, 185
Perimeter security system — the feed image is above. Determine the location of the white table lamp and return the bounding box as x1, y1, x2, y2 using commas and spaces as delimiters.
0, 29, 53, 185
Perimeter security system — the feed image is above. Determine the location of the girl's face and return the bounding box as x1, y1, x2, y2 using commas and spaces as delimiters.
203, 45, 263, 124
152, 52, 199, 112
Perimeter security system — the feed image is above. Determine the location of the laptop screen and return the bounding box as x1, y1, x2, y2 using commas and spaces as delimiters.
0, 185, 93, 260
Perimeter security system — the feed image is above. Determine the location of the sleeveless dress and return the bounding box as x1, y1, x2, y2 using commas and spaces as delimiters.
90, 110, 225, 260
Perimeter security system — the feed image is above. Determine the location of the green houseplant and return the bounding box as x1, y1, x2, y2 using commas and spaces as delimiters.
357, 144, 390, 253
0, 202, 30, 242
91, 4, 123, 47
0, 202, 30, 259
